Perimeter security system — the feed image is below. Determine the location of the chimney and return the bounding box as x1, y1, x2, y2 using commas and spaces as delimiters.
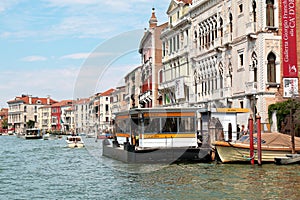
29, 95, 32, 104
47, 95, 50, 105
149, 8, 158, 29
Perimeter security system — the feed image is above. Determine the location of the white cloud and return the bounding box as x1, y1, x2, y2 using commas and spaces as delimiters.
0, 32, 11, 37
50, 16, 115, 38
21, 56, 48, 62
0, 0, 20, 13
45, 0, 99, 7
60, 52, 116, 60
1, 0, 169, 40
60, 53, 90, 60
0, 67, 80, 104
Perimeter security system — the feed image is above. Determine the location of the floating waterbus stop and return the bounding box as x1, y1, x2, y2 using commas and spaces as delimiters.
102, 107, 250, 163
103, 107, 211, 163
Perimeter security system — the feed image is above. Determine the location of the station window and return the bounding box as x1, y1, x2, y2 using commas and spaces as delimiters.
162, 117, 177, 133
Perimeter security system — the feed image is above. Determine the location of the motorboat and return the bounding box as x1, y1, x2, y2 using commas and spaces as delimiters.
66, 135, 85, 148
22, 128, 42, 139
97, 132, 113, 139
274, 154, 300, 165
86, 132, 96, 138
214, 132, 300, 163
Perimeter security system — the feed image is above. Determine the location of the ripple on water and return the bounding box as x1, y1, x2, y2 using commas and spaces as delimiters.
1, 136, 300, 200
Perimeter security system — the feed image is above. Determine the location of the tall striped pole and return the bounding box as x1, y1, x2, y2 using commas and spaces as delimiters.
249, 115, 254, 165
256, 114, 262, 165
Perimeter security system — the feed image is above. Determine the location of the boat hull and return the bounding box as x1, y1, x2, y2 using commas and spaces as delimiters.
67, 142, 85, 148
23, 135, 42, 140
215, 141, 300, 163
274, 154, 300, 165
102, 139, 212, 164
66, 136, 85, 148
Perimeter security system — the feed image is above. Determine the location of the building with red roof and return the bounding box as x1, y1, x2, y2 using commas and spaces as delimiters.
139, 8, 168, 108
50, 100, 73, 133
7, 94, 57, 134
99, 88, 115, 132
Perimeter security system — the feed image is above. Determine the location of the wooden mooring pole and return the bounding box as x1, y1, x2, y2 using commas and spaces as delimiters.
249, 115, 254, 165
256, 115, 262, 165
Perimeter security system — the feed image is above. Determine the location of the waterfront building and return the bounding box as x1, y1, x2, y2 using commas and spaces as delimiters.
98, 88, 115, 132
38, 105, 52, 132
88, 94, 101, 134
50, 100, 73, 133
139, 8, 168, 108
64, 106, 75, 134
187, 0, 284, 126
124, 66, 142, 109
74, 98, 90, 134
111, 85, 127, 114
7, 95, 57, 134
0, 108, 8, 132
159, 0, 193, 108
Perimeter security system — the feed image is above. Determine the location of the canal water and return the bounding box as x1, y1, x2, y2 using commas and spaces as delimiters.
0, 136, 299, 200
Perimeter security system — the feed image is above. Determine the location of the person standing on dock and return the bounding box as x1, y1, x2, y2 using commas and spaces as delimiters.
237, 124, 241, 139
241, 125, 247, 135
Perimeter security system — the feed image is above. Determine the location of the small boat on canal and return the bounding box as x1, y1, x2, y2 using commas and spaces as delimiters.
22, 128, 42, 140
97, 132, 113, 139
66, 135, 85, 148
214, 132, 300, 163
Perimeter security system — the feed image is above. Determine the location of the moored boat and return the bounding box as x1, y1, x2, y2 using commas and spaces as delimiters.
102, 108, 212, 163
274, 154, 300, 165
66, 135, 85, 148
214, 132, 300, 163
97, 132, 113, 139
86, 132, 96, 138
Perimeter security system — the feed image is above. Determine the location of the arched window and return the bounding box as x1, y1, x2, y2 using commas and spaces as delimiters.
214, 16, 218, 40
251, 52, 258, 82
219, 17, 223, 37
219, 63, 224, 89
267, 52, 276, 82
266, 0, 274, 27
229, 13, 233, 33
194, 30, 198, 40
228, 63, 233, 87
253, 1, 257, 23
199, 28, 202, 47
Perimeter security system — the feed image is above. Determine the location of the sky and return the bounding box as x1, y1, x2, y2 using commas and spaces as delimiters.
0, 0, 170, 107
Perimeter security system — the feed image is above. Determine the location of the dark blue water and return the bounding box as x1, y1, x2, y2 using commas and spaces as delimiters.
0, 136, 299, 200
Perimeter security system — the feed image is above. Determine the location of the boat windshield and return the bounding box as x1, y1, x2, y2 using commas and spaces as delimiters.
239, 135, 249, 142
238, 135, 266, 144
69, 137, 81, 142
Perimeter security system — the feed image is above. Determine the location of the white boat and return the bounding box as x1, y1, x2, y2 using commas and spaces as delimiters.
66, 135, 85, 148
274, 154, 300, 165
22, 128, 42, 140
43, 133, 50, 140
214, 132, 300, 163
86, 132, 95, 138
